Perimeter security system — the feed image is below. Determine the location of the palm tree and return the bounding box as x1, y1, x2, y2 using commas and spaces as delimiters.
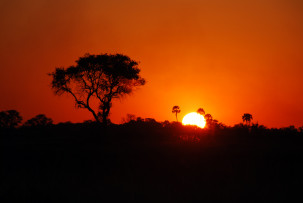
172, 106, 181, 122
197, 108, 205, 116
242, 113, 253, 126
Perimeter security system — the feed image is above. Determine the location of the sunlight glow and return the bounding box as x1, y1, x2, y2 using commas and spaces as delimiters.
182, 112, 206, 128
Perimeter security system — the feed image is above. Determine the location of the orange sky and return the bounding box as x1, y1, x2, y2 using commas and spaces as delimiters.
0, 0, 303, 127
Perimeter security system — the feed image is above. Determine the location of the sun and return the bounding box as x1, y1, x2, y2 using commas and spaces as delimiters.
182, 112, 206, 128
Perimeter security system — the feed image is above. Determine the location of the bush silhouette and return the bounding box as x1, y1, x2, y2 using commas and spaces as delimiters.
23, 114, 53, 127
0, 110, 22, 128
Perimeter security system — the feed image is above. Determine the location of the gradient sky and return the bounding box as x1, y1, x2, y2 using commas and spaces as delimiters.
0, 0, 303, 127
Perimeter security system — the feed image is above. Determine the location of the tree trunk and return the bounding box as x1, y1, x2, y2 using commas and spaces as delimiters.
101, 102, 111, 127
102, 113, 108, 126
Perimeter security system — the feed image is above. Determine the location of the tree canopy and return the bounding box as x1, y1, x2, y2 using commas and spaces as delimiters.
242, 113, 253, 126
49, 53, 145, 125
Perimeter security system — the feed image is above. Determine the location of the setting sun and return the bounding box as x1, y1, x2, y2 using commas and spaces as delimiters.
182, 112, 206, 128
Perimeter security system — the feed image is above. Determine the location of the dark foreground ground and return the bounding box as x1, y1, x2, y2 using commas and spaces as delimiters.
1, 123, 303, 202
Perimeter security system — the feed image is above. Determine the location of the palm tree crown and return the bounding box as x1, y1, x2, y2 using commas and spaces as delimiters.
242, 113, 253, 126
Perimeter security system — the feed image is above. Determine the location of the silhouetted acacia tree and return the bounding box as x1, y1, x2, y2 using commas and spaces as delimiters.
172, 106, 181, 122
197, 108, 205, 116
49, 53, 145, 126
242, 113, 253, 126
23, 114, 53, 127
0, 110, 22, 128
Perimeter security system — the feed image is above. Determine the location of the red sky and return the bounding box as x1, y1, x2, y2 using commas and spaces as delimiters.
0, 0, 303, 127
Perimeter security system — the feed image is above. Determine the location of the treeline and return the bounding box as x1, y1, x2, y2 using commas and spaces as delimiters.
1, 113, 303, 202
0, 110, 52, 129
1, 110, 302, 140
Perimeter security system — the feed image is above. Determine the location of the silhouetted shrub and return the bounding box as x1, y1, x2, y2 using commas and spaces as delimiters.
23, 114, 53, 127
0, 110, 22, 128
122, 114, 137, 123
